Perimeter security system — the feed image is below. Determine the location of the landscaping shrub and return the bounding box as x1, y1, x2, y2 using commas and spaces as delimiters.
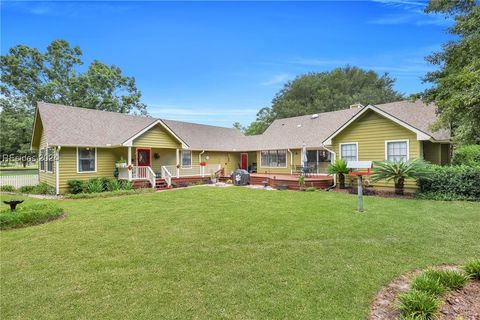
67, 180, 85, 194
397, 289, 440, 319
463, 259, 480, 280
0, 185, 15, 192
0, 202, 63, 230
106, 178, 121, 191
85, 178, 103, 193
422, 269, 469, 290
417, 165, 480, 201
120, 180, 133, 190
100, 177, 113, 191
32, 182, 56, 195
18, 185, 36, 194
410, 274, 445, 297
452, 144, 480, 167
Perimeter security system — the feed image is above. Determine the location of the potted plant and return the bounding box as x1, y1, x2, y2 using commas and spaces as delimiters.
210, 173, 217, 184
370, 159, 430, 195
327, 159, 349, 189
115, 159, 127, 168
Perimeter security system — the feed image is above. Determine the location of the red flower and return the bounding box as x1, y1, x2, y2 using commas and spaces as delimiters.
200, 162, 206, 166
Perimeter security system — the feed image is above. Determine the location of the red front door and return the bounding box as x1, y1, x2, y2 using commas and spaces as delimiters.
137, 149, 151, 167
240, 153, 248, 170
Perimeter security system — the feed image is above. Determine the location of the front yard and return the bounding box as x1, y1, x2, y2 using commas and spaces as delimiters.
1, 188, 479, 319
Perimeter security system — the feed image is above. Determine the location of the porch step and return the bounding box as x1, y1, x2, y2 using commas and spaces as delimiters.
155, 178, 169, 191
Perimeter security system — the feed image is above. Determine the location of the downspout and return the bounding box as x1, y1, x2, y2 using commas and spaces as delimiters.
322, 144, 336, 190
199, 150, 205, 177
287, 149, 293, 174
55, 146, 61, 195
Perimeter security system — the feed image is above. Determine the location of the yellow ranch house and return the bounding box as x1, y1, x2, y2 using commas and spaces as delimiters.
31, 100, 451, 194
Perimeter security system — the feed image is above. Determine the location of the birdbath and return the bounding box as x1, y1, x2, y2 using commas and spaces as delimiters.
3, 200, 24, 212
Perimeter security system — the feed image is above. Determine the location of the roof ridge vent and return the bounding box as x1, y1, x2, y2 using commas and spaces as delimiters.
350, 103, 364, 109
311, 114, 319, 119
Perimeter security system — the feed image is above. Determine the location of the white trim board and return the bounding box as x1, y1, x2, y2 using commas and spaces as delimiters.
322, 105, 432, 145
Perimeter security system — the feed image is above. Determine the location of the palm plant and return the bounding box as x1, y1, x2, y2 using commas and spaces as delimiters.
327, 159, 349, 189
370, 159, 430, 195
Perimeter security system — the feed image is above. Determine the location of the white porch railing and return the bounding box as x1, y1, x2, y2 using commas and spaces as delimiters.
118, 166, 156, 189
161, 164, 221, 186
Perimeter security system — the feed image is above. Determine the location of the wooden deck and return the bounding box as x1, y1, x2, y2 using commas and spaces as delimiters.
250, 173, 333, 190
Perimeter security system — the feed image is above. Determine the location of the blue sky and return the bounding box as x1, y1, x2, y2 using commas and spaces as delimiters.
1, 0, 452, 127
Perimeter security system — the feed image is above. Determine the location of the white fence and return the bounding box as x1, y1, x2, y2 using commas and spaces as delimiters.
0, 175, 39, 189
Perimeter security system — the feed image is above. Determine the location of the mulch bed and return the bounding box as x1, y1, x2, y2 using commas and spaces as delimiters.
439, 280, 480, 320
368, 266, 480, 320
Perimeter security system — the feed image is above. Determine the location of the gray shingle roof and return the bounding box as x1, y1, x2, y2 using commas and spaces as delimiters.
36, 100, 450, 151
373, 100, 450, 141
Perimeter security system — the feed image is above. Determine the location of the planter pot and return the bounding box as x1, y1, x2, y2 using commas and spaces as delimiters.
116, 163, 127, 168
211, 178, 217, 184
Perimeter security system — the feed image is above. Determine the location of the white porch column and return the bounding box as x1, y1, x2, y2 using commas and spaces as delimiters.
127, 146, 132, 181
176, 149, 180, 178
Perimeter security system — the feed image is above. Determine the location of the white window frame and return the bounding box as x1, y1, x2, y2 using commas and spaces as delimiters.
180, 150, 192, 169
76, 147, 97, 173
39, 148, 46, 172
260, 150, 288, 168
339, 142, 358, 162
46, 147, 54, 173
385, 139, 410, 162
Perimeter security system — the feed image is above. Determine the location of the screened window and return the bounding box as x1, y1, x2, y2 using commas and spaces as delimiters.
386, 141, 408, 162
340, 143, 357, 162
260, 150, 287, 167
47, 148, 54, 172
181, 150, 192, 168
39, 149, 46, 171
77, 148, 96, 172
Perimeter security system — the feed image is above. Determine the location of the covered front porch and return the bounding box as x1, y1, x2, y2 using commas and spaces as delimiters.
116, 146, 222, 189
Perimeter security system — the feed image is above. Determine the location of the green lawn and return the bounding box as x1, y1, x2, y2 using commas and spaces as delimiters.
1, 188, 479, 319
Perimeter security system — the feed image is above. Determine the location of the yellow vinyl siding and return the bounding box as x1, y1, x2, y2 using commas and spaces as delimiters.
58, 147, 121, 193
133, 124, 181, 149
198, 151, 240, 176
38, 129, 56, 188
332, 110, 420, 192
256, 149, 302, 174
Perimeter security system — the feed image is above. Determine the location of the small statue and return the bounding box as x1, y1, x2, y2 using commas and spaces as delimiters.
3, 200, 24, 212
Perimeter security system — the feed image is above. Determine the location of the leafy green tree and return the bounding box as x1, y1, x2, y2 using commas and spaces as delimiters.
0, 97, 34, 166
246, 66, 403, 134
423, 0, 480, 144
232, 122, 245, 132
244, 107, 276, 135
0, 39, 147, 115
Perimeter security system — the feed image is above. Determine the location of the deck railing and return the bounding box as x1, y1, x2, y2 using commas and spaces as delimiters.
161, 164, 221, 186
118, 166, 156, 189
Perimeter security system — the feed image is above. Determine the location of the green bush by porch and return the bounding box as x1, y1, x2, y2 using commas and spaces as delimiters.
1, 188, 479, 319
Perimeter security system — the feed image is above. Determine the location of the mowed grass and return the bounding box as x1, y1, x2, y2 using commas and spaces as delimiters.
1, 187, 479, 319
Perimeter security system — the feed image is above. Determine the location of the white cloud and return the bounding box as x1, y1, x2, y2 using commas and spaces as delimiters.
260, 73, 291, 86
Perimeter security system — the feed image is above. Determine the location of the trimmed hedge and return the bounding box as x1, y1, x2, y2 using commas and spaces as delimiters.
417, 165, 480, 201
452, 144, 480, 167
0, 202, 64, 230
